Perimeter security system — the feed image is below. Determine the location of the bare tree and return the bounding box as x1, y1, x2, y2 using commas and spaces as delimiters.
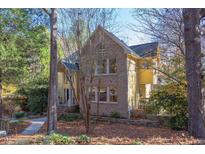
130, 9, 186, 85
183, 8, 205, 139
58, 8, 118, 133
43, 8, 58, 134
130, 8, 205, 138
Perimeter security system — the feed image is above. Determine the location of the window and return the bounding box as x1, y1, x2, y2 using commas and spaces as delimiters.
141, 61, 152, 69
96, 59, 117, 75
109, 87, 117, 102
109, 59, 117, 73
67, 89, 70, 101
89, 87, 97, 102
63, 88, 70, 102
96, 59, 107, 74
99, 87, 107, 102
90, 87, 118, 103
96, 42, 105, 53
141, 61, 149, 68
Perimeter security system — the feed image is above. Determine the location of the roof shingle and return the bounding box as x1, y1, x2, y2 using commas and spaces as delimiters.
129, 42, 159, 58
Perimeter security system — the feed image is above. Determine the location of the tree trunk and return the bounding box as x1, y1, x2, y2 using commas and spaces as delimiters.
183, 8, 205, 138
47, 8, 58, 134
0, 79, 3, 119
96, 79, 101, 122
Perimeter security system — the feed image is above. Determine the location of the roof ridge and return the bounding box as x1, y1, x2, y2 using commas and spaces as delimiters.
97, 26, 140, 58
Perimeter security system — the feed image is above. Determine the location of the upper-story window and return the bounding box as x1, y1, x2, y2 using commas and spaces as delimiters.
141, 61, 152, 69
96, 59, 107, 74
95, 58, 117, 75
96, 42, 106, 53
109, 58, 117, 74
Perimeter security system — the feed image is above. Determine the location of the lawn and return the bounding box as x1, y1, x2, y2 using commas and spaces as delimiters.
0, 119, 199, 145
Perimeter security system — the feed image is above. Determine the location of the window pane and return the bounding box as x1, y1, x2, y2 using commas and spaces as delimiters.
141, 61, 152, 69
89, 87, 96, 101
97, 59, 106, 74
109, 59, 117, 73
99, 88, 107, 101
110, 88, 117, 102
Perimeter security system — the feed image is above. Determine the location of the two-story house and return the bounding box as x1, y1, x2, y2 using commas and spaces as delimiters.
57, 26, 160, 118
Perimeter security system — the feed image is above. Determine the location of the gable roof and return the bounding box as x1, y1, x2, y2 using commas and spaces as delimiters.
96, 26, 159, 58
61, 52, 79, 71
61, 26, 159, 69
129, 42, 159, 58
62, 60, 79, 71
97, 26, 139, 58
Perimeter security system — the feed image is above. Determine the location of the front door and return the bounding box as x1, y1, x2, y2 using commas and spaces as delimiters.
64, 88, 73, 106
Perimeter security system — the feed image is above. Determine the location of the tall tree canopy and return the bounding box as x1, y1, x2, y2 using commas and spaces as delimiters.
0, 9, 49, 117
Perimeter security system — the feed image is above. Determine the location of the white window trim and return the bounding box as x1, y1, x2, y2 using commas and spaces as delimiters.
106, 59, 109, 74
91, 87, 118, 104
95, 60, 108, 75
95, 59, 117, 76
109, 59, 117, 74
89, 87, 97, 102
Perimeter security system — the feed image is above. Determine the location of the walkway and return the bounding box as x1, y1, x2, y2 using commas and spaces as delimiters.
21, 117, 47, 135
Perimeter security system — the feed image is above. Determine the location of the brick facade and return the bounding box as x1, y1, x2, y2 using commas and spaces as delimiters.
81, 27, 129, 118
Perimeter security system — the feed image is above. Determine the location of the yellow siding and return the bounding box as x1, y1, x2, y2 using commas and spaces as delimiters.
139, 69, 153, 84
138, 58, 156, 84
127, 57, 141, 109
139, 84, 146, 98
58, 72, 64, 102
127, 53, 160, 101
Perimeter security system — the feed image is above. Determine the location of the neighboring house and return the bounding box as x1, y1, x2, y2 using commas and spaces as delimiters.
57, 26, 160, 118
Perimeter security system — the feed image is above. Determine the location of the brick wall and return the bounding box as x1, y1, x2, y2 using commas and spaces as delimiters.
81, 28, 129, 118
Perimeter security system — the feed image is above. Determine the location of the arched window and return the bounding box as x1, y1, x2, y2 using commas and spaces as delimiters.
95, 42, 106, 53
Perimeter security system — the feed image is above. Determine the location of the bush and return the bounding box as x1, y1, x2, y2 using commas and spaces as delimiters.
110, 111, 120, 118
77, 134, 91, 143
45, 133, 72, 145
15, 111, 25, 119
34, 135, 45, 145
170, 114, 188, 130
58, 113, 79, 122
147, 84, 188, 130
132, 139, 142, 145
18, 76, 48, 115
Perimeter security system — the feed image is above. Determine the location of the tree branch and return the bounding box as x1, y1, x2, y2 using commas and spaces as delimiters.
42, 8, 51, 16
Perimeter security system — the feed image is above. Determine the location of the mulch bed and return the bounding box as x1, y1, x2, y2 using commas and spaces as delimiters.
37, 120, 199, 145
0, 120, 31, 145
8, 121, 31, 135
0, 119, 201, 145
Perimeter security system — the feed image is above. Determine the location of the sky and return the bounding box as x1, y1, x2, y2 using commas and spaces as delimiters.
115, 8, 151, 46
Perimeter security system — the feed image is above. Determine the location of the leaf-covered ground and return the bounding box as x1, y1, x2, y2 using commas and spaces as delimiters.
0, 119, 201, 145
55, 120, 199, 144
